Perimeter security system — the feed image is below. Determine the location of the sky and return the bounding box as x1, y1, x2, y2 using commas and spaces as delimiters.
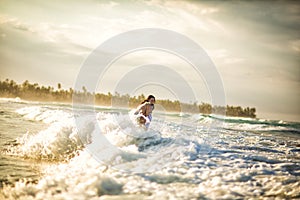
0, 0, 299, 122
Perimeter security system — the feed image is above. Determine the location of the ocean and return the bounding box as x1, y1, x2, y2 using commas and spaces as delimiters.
0, 98, 299, 199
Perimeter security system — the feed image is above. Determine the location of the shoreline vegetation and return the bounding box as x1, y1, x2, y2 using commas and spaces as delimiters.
0, 79, 256, 118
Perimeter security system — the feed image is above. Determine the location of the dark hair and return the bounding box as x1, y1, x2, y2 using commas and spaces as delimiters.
147, 95, 155, 102
142, 95, 155, 104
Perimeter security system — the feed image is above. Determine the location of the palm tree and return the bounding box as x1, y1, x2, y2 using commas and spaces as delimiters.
58, 83, 61, 90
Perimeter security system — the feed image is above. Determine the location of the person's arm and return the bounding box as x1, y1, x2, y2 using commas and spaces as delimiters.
134, 102, 148, 115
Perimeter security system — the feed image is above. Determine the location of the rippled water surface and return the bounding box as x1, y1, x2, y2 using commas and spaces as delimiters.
0, 98, 299, 199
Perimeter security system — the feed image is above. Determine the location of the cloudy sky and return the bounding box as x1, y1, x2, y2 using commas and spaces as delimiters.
0, 0, 299, 122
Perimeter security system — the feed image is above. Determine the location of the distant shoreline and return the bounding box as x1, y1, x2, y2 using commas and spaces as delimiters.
0, 79, 257, 118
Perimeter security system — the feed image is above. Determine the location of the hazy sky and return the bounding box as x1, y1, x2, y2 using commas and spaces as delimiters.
0, 0, 299, 122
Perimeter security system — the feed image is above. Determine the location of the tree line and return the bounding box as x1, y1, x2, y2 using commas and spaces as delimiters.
0, 79, 256, 118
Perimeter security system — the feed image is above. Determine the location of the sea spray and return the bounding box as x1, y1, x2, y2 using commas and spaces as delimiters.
2, 151, 123, 200
1, 100, 300, 199
5, 120, 82, 161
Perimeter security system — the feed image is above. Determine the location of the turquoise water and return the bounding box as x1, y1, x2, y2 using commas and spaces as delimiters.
0, 98, 300, 199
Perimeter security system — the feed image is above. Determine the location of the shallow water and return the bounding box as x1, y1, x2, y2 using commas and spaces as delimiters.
0, 98, 299, 199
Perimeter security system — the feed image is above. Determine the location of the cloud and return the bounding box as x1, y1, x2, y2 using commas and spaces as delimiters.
224, 57, 245, 64
289, 39, 300, 53
208, 49, 229, 58
208, 49, 245, 65
0, 15, 34, 32
0, 0, 299, 121
0, 14, 93, 58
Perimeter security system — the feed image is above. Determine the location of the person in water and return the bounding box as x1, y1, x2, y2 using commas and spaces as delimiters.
134, 95, 155, 129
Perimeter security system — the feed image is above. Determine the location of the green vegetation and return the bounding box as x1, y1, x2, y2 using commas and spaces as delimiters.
0, 79, 256, 118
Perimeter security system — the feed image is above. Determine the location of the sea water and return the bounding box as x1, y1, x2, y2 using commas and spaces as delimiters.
0, 98, 299, 199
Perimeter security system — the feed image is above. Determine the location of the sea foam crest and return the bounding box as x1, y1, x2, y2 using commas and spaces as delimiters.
2, 151, 123, 200
11, 106, 159, 162
12, 106, 208, 171
6, 119, 82, 161
7, 106, 83, 160
16, 106, 73, 124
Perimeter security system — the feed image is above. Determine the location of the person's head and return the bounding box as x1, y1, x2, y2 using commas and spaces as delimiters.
146, 95, 155, 104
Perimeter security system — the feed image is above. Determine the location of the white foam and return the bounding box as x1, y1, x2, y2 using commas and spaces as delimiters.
3, 103, 299, 199
2, 151, 123, 199
16, 106, 73, 124
6, 119, 81, 161
0, 97, 25, 103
